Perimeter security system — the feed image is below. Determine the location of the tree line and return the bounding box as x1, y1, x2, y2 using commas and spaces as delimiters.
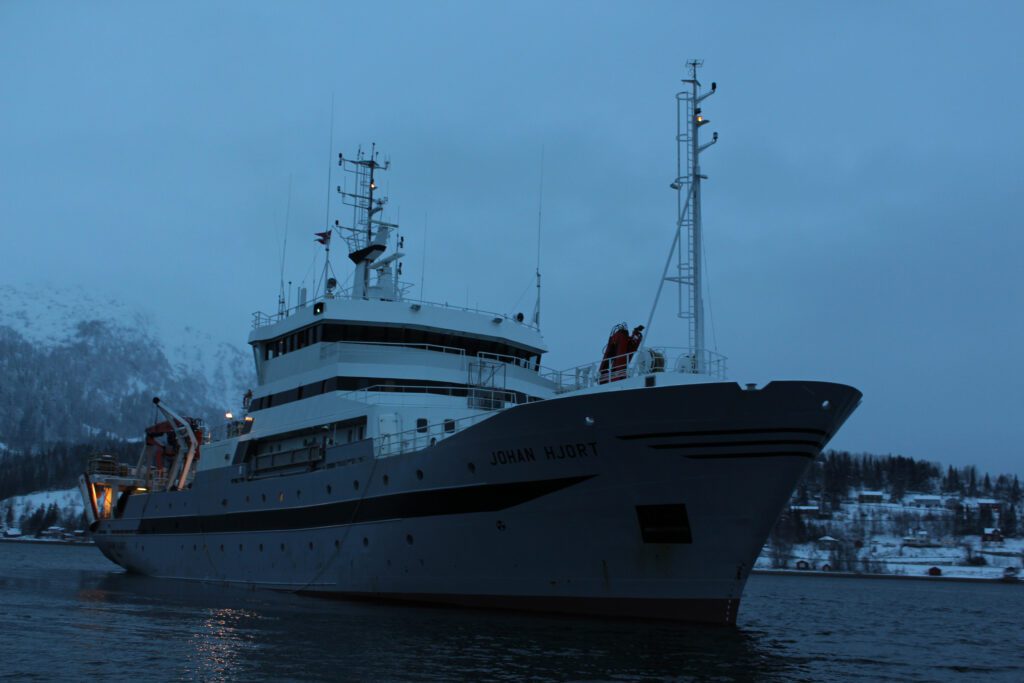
0, 439, 139, 505
794, 450, 1022, 510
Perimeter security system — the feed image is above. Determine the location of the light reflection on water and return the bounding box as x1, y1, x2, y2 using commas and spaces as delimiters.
1, 544, 1021, 682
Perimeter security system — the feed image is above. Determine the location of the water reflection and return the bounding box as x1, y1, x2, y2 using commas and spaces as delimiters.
83, 573, 793, 682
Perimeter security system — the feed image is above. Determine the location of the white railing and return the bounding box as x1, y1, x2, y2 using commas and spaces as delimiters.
339, 384, 525, 408
375, 412, 496, 458
540, 347, 727, 393
320, 340, 467, 359
476, 350, 536, 370
252, 292, 539, 330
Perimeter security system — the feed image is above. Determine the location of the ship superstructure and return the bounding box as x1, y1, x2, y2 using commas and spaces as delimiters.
80, 67, 860, 624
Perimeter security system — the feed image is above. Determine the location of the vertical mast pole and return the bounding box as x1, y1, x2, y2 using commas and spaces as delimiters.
690, 63, 704, 372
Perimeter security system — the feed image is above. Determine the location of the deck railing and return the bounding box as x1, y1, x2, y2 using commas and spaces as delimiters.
252, 293, 538, 330
540, 346, 727, 393
374, 411, 496, 458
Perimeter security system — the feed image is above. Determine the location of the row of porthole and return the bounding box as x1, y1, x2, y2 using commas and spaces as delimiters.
152, 501, 187, 511
156, 533, 418, 555
217, 468, 433, 509
154, 458, 448, 511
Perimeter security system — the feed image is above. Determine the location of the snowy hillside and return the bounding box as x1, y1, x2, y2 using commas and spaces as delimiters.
0, 285, 254, 449
758, 492, 1023, 580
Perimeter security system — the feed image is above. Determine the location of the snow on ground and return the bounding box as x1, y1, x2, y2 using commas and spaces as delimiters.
1, 486, 82, 520
758, 493, 1024, 580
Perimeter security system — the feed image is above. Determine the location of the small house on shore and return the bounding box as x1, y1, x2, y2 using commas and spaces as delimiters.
912, 495, 942, 508
982, 527, 1003, 543
816, 535, 841, 551
857, 491, 885, 504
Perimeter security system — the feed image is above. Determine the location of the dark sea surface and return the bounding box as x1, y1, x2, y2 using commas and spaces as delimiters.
0, 543, 1021, 682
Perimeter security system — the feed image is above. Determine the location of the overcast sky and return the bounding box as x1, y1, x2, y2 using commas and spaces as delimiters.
2, 2, 1022, 476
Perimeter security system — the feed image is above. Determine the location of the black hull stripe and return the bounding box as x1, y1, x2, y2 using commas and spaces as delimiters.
617, 427, 828, 441
648, 439, 824, 450
685, 451, 817, 460
131, 475, 593, 535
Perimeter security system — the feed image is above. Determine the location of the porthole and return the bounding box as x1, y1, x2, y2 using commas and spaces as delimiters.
363, 537, 369, 547
334, 539, 340, 549
262, 493, 267, 502
280, 543, 285, 551
353, 480, 360, 490
327, 484, 333, 495
467, 462, 476, 474
259, 544, 264, 552
416, 469, 424, 480
239, 544, 243, 551
309, 541, 314, 550
383, 474, 389, 485
219, 544, 224, 552
221, 499, 228, 507
245, 496, 250, 503
296, 490, 302, 498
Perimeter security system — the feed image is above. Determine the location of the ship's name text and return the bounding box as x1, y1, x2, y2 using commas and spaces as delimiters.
490, 442, 598, 466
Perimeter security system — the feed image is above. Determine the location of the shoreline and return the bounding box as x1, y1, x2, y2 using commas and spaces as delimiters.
0, 536, 94, 547
752, 568, 1020, 585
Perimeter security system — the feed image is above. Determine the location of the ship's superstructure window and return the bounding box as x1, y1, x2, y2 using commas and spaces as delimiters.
259, 322, 540, 367
444, 419, 456, 433
416, 418, 428, 433
249, 377, 536, 412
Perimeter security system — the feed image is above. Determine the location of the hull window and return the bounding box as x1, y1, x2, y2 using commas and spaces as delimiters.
635, 504, 693, 544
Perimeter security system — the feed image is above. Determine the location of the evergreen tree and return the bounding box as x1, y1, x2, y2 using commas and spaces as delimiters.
1011, 476, 1022, 505
1002, 504, 1018, 537
982, 473, 992, 495
4, 504, 12, 528
943, 466, 961, 493
979, 505, 994, 532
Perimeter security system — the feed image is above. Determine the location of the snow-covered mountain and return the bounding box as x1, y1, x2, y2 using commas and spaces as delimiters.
0, 285, 254, 450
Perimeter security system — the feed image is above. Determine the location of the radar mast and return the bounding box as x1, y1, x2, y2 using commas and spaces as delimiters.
335, 144, 404, 300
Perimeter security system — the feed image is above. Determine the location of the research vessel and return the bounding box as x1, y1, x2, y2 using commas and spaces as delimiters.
80, 64, 860, 624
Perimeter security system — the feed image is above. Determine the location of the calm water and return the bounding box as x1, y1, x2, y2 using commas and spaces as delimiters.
0, 543, 1021, 682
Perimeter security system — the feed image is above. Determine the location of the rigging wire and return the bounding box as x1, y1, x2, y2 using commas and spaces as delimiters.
702, 225, 719, 352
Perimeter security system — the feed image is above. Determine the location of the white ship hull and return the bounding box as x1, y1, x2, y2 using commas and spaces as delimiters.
92, 380, 859, 624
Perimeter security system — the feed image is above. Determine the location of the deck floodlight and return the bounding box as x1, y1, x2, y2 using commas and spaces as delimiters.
696, 115, 709, 126
492, 317, 503, 324
670, 179, 683, 190
224, 411, 233, 420
410, 303, 421, 311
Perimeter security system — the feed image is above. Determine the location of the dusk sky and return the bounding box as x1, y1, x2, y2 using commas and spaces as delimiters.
2, 2, 1022, 476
